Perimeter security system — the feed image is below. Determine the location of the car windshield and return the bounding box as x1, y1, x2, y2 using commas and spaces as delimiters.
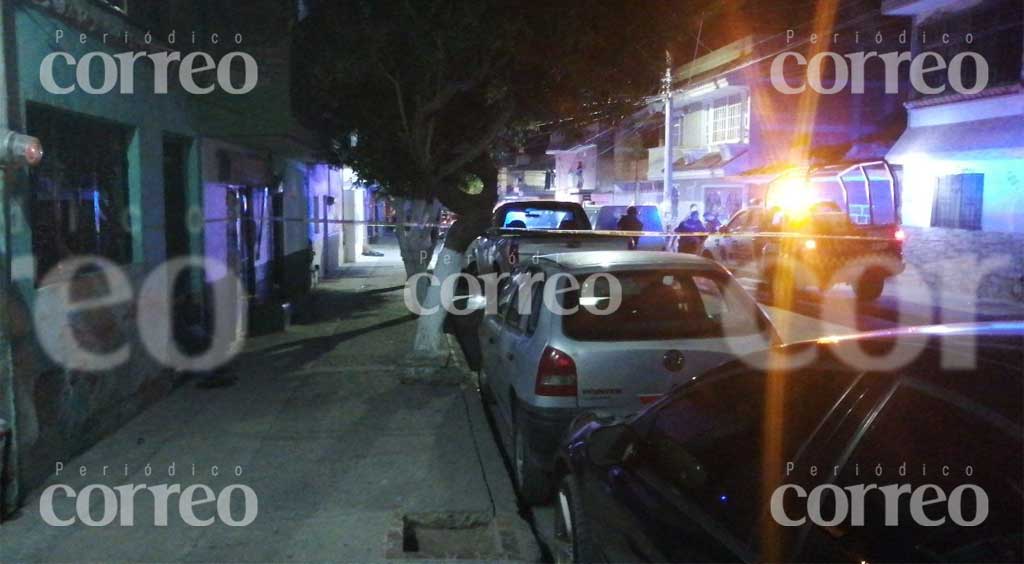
561, 269, 771, 341
498, 205, 590, 230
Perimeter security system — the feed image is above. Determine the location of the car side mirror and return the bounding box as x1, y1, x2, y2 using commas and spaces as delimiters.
586, 423, 639, 467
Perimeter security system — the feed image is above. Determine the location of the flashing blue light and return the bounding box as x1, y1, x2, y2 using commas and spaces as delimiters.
719, 495, 728, 503
92, 190, 101, 234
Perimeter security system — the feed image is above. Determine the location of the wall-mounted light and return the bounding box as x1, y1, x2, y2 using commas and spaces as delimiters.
349, 131, 359, 148
1, 129, 43, 168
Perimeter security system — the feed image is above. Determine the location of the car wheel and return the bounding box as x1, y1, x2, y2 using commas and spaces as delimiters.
854, 274, 885, 302
513, 415, 551, 506
554, 475, 595, 563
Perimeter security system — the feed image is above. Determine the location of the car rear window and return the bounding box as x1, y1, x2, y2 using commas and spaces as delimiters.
497, 206, 590, 230
561, 269, 770, 341
594, 206, 664, 232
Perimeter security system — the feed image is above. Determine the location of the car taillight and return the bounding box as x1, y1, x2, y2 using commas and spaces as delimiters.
535, 346, 577, 397
638, 394, 663, 405
894, 228, 906, 242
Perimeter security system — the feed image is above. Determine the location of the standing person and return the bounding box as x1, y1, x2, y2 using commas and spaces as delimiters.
674, 204, 706, 254
616, 206, 644, 250
703, 210, 722, 233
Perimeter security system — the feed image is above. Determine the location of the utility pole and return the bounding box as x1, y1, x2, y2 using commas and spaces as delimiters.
661, 51, 674, 227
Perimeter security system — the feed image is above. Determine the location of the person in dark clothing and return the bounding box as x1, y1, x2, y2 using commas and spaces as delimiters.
674, 205, 706, 254
617, 206, 644, 249
703, 211, 722, 233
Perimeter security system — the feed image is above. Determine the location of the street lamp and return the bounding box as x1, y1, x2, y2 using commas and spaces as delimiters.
0, 129, 43, 168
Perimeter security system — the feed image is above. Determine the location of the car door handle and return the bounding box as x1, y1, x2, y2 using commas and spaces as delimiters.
506, 352, 515, 361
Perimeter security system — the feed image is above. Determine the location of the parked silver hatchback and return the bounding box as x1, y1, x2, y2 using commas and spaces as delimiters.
478, 251, 779, 505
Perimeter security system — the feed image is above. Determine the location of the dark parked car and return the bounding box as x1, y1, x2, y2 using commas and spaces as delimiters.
553, 322, 1024, 563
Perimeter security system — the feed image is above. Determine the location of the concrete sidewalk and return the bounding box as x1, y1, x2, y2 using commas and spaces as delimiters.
0, 254, 537, 562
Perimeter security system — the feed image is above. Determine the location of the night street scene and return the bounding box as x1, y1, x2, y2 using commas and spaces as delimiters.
0, 0, 1023, 562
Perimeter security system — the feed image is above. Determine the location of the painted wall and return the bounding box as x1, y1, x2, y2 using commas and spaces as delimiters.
551, 147, 597, 201
305, 164, 343, 277
5, 4, 204, 503
892, 91, 1024, 234
898, 156, 1024, 233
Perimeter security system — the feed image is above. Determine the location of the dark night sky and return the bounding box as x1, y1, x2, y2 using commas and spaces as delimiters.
666, 0, 882, 57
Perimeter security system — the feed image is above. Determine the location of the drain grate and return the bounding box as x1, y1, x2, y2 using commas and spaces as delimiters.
385, 512, 522, 560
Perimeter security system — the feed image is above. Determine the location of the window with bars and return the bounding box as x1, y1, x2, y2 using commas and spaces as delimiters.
27, 104, 134, 283
931, 173, 984, 230
671, 116, 684, 147
710, 95, 745, 145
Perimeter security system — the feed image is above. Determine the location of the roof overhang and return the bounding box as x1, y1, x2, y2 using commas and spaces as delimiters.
888, 115, 1024, 162
545, 143, 597, 156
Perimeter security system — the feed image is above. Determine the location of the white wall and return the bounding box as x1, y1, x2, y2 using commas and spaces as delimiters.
342, 188, 365, 262
305, 164, 344, 275
899, 157, 1024, 233
551, 147, 597, 200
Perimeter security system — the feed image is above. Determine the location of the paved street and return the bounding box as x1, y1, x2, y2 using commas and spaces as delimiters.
0, 243, 539, 563
3, 239, 1022, 562
746, 275, 1024, 343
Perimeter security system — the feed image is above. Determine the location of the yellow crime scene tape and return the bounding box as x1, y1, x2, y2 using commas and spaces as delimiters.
240, 216, 905, 243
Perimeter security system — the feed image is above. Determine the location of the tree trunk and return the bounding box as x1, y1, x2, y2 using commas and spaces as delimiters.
412, 245, 463, 360
394, 197, 440, 301
393, 197, 450, 362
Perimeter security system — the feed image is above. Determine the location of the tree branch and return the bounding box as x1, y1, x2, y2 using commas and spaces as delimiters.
438, 103, 514, 179
382, 68, 411, 138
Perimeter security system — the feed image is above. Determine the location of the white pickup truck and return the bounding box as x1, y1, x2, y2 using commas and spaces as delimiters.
465, 200, 632, 276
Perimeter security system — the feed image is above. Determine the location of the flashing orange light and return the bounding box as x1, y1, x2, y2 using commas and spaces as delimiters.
803, 239, 817, 250
768, 176, 812, 216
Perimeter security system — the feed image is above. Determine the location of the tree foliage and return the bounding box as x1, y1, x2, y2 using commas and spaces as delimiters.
292, 0, 700, 216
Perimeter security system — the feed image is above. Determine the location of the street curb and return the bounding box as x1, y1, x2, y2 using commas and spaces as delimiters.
453, 335, 542, 561
460, 385, 542, 562
397, 334, 474, 386
461, 386, 519, 516
449, 331, 517, 515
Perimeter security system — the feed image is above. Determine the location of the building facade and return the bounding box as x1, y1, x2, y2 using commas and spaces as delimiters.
546, 111, 657, 208
651, 2, 910, 228
1, 0, 206, 510
884, 0, 1024, 301
0, 0, 369, 514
